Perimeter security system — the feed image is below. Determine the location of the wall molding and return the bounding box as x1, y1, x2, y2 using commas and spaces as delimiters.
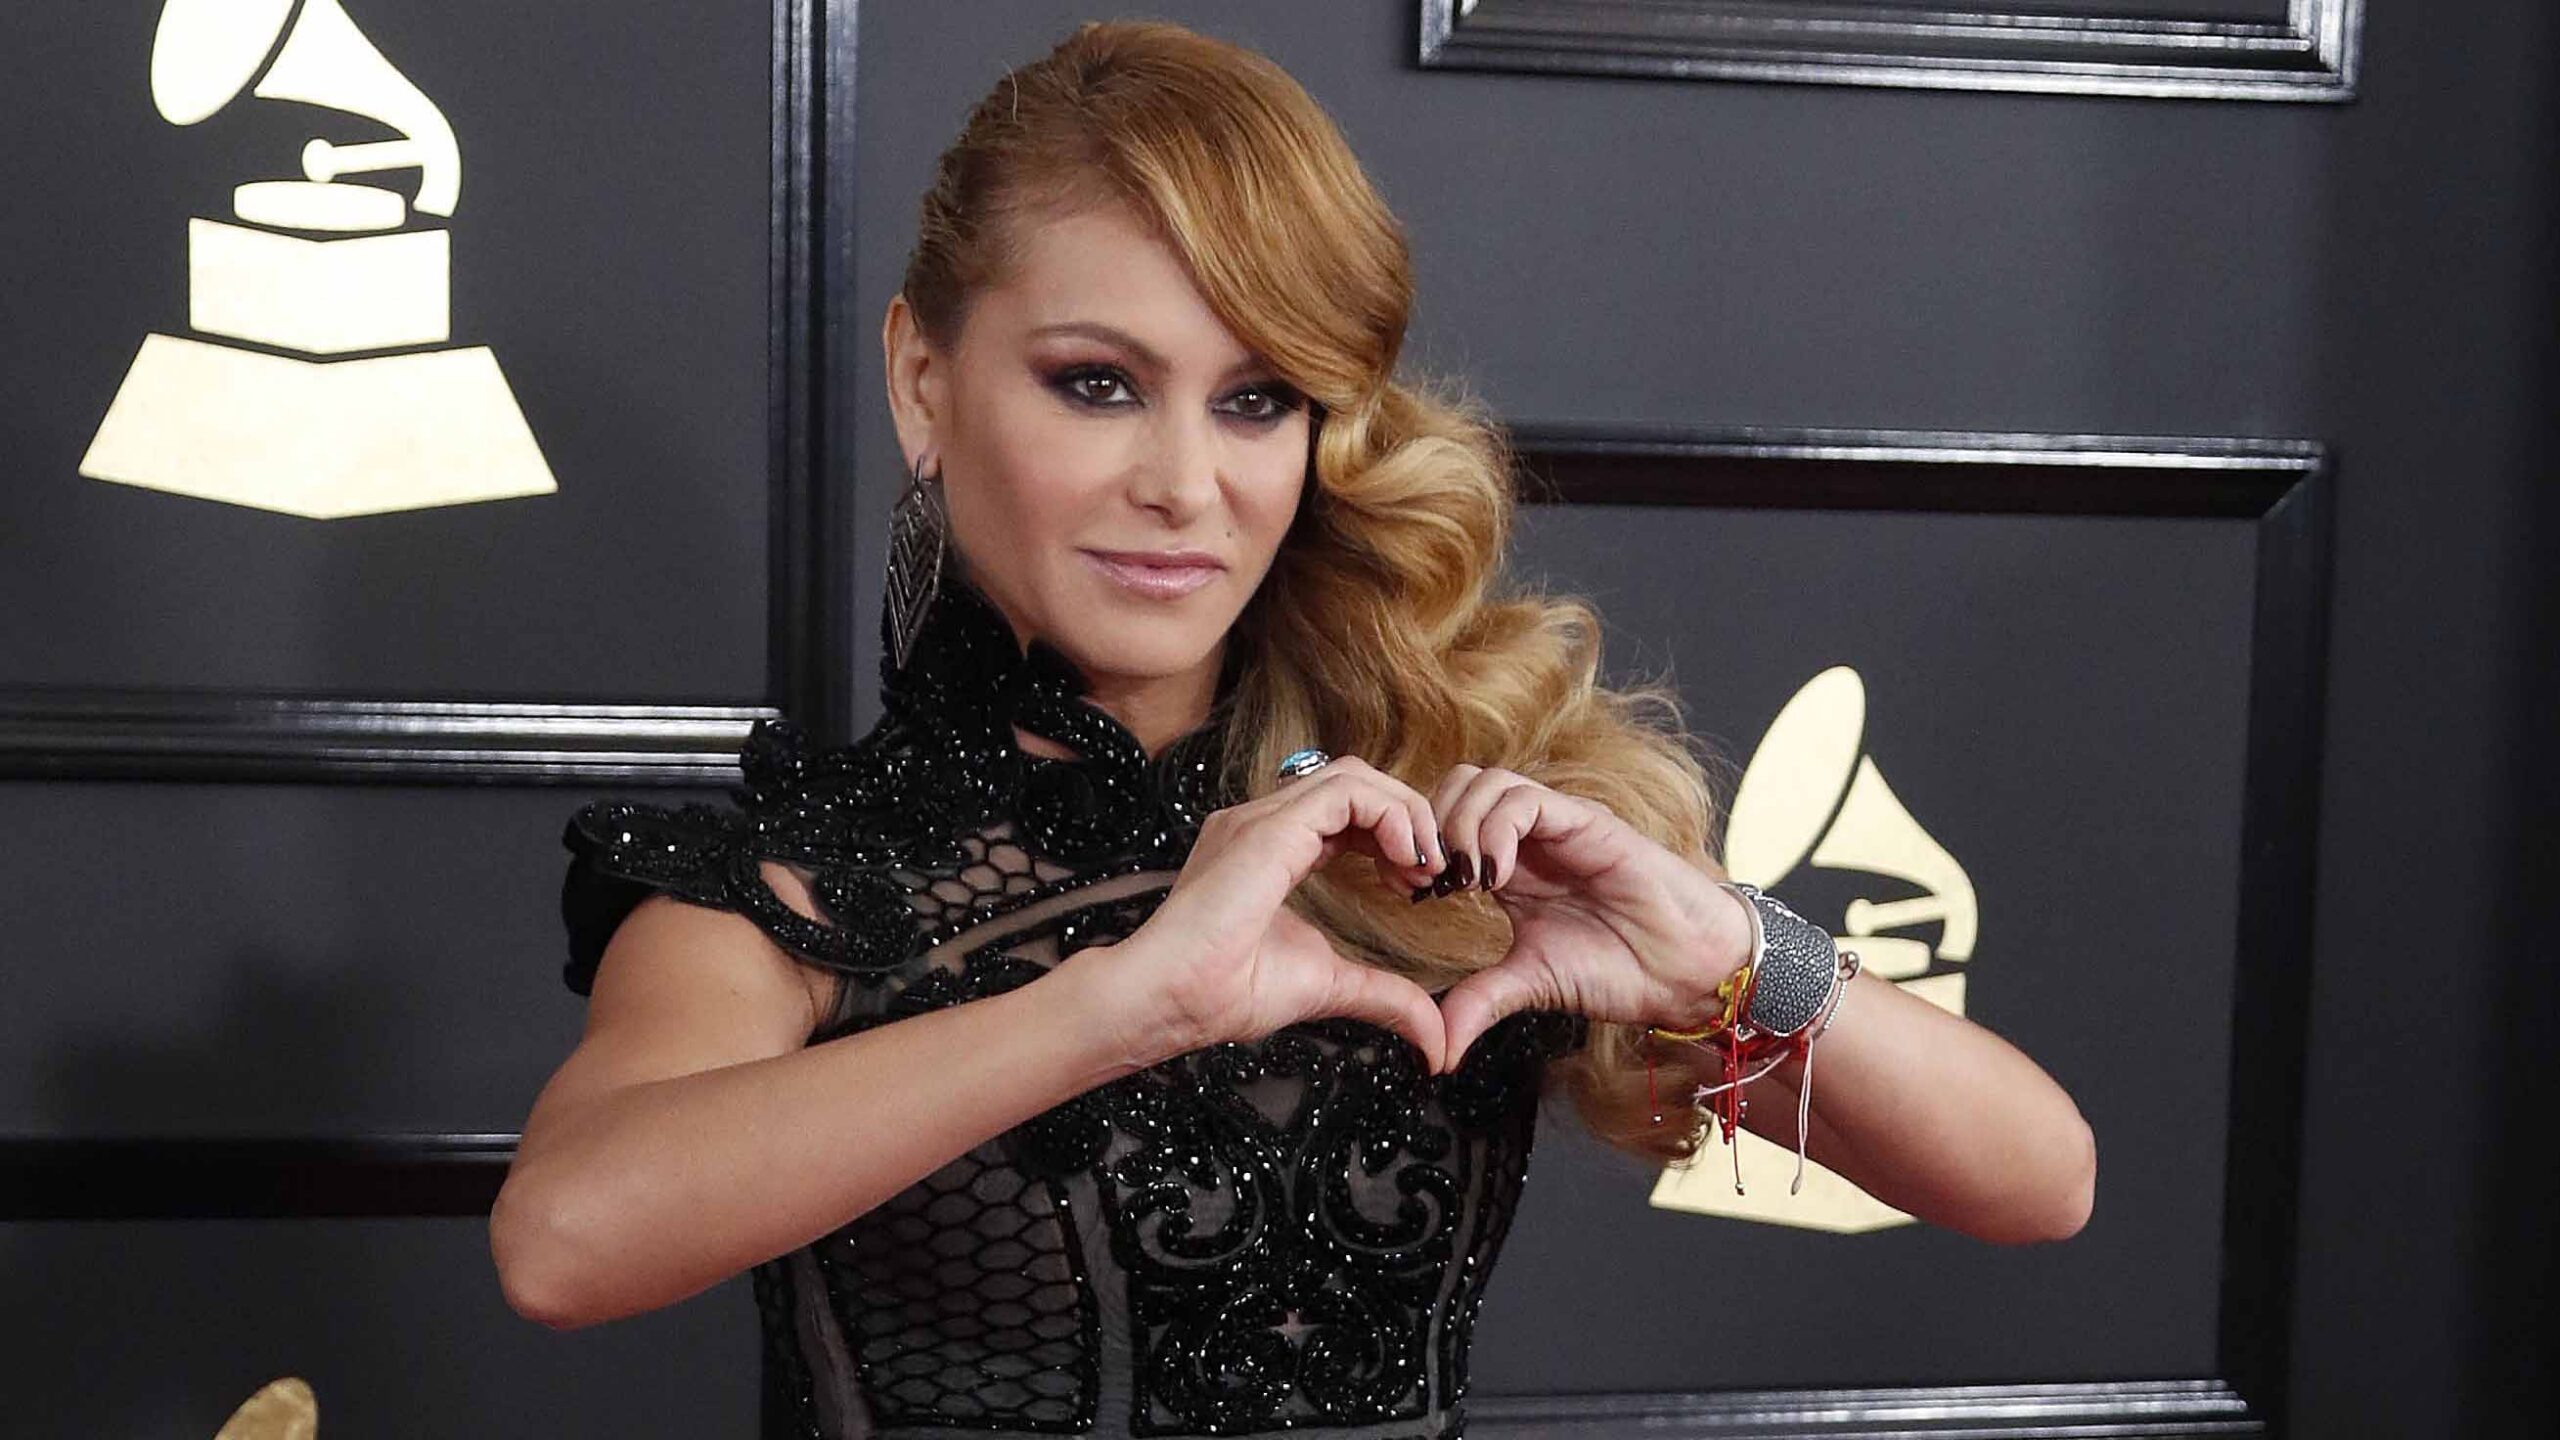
0, 692, 768, 785
0, 1136, 515, 1220
1508, 420, 2322, 513
1418, 0, 2363, 102
1467, 1380, 2258, 1436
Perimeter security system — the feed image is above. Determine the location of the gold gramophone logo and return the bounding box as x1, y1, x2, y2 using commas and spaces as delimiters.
214, 1376, 317, 1440
1652, 665, 1980, 1233
79, 0, 555, 519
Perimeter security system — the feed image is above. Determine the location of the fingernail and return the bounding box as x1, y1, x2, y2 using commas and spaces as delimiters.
1411, 885, 1431, 903
1414, 838, 1429, 866
1482, 855, 1498, 890
1454, 853, 1475, 889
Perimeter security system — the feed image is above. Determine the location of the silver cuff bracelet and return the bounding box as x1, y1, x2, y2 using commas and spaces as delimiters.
1723, 881, 1844, 1038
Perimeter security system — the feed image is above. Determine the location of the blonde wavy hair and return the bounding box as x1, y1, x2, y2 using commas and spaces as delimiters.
901, 19, 1733, 1166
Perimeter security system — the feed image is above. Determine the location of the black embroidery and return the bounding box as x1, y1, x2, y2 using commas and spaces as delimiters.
559, 575, 1231, 1000
556, 570, 1583, 1437
836, 948, 1575, 1437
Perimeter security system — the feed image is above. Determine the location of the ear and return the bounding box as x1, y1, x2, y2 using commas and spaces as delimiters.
881, 293, 946, 474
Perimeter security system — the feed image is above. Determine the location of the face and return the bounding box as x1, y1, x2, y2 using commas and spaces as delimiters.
883, 202, 1313, 712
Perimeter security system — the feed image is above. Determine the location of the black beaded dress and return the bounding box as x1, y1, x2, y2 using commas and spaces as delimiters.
556, 571, 1585, 1440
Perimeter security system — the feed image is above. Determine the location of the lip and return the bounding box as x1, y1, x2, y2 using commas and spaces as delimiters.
1081, 549, 1225, 599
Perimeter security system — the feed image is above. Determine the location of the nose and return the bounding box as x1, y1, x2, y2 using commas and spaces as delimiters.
1127, 407, 1222, 523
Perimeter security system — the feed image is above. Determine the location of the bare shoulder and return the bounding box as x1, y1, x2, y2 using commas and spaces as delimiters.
535, 864, 844, 1111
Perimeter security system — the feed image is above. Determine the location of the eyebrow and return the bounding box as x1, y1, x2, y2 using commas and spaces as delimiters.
1027, 320, 1265, 378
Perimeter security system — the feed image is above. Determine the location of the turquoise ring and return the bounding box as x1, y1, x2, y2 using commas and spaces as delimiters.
1274, 747, 1332, 781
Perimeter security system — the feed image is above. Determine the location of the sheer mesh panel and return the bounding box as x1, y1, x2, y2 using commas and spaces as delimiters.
807, 818, 1172, 1043
819, 1145, 1095, 1428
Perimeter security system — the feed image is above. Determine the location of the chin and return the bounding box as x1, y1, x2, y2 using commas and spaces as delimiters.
1053, 597, 1233, 680
1060, 577, 1240, 667
1068, 625, 1221, 682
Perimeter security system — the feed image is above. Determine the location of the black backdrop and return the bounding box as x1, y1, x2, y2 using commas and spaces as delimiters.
4, 2, 2553, 1437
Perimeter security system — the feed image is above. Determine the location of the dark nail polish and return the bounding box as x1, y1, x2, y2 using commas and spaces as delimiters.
1481, 855, 1497, 890
1455, 853, 1475, 889
1411, 885, 1431, 903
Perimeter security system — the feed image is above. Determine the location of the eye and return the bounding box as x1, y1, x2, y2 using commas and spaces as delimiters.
1221, 382, 1306, 424
1050, 364, 1136, 408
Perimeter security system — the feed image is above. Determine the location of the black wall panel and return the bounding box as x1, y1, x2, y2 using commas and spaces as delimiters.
0, 3, 771, 702
1478, 501, 2255, 1388
0, 1221, 753, 1438
0, 784, 647, 1139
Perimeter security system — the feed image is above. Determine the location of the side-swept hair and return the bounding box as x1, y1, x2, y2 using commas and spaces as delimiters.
901, 19, 1736, 1165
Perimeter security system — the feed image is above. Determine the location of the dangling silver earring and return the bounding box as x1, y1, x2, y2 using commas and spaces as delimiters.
885, 451, 947, 671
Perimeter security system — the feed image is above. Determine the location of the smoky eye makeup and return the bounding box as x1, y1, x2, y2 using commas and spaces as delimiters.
1224, 379, 1308, 421
1042, 361, 1135, 408
1039, 360, 1307, 424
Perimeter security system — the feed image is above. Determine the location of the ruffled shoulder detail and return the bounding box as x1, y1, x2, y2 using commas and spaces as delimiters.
558, 715, 984, 997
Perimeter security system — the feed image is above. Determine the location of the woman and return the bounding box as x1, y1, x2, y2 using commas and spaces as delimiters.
490, 19, 2094, 1439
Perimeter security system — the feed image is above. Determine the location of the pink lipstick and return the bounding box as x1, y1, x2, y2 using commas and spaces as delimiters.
1082, 549, 1224, 599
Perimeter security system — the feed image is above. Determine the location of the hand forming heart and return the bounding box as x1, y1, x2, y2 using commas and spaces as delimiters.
1418, 764, 1757, 1072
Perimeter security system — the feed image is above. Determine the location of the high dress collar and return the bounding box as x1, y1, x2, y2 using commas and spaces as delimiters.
872, 567, 1244, 864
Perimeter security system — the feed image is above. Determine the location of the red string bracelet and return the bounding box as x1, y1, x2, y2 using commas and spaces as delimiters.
1651, 947, 1861, 1195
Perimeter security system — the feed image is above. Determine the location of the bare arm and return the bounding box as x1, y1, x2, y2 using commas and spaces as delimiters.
489, 871, 1157, 1330
1675, 854, 2096, 1243
1732, 968, 2097, 1244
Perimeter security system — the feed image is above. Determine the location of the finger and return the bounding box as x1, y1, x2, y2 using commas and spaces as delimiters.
1494, 785, 1637, 896
1286, 759, 1440, 886
1476, 783, 1545, 894
1323, 955, 1447, 1074
1437, 957, 1555, 1072
1413, 763, 1484, 893
1426, 762, 1484, 830
1328, 754, 1446, 875
1282, 767, 1439, 887
1434, 766, 1524, 892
